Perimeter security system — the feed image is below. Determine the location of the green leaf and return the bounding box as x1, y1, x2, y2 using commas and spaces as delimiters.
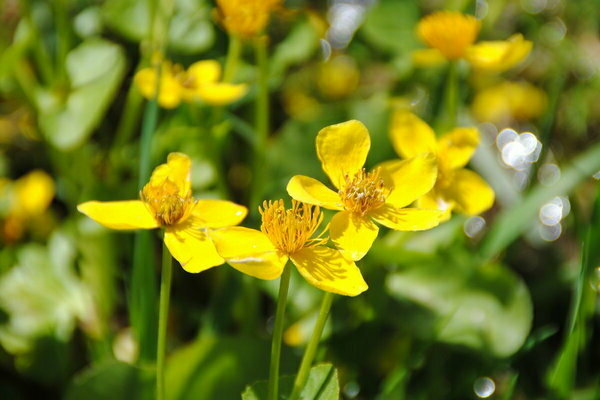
65, 361, 153, 400
271, 19, 319, 79
386, 261, 533, 357
36, 39, 126, 150
480, 141, 600, 260
361, 0, 419, 54
166, 334, 297, 400
241, 364, 339, 400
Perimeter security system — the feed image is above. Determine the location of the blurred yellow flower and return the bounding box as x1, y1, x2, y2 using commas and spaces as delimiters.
134, 60, 248, 109
390, 111, 495, 217
286, 120, 444, 261
211, 200, 368, 296
414, 11, 532, 72
216, 0, 281, 38
78, 153, 247, 273
472, 81, 547, 124
317, 55, 360, 99
0, 170, 54, 242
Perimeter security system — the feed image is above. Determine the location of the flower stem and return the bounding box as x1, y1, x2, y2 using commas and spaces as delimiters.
250, 35, 269, 212
288, 292, 334, 400
267, 264, 292, 400
156, 239, 173, 400
224, 34, 242, 83
438, 60, 458, 132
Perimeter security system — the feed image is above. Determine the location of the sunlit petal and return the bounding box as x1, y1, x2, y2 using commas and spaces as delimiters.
316, 120, 370, 188
77, 200, 158, 230
466, 34, 532, 72
377, 153, 437, 208
329, 211, 378, 261
437, 127, 480, 170
164, 227, 223, 273
148, 152, 191, 196
389, 110, 437, 159
193, 83, 248, 105
191, 200, 247, 228
290, 246, 368, 296
187, 60, 221, 84
286, 175, 343, 210
443, 169, 495, 215
370, 204, 443, 231
134, 67, 182, 109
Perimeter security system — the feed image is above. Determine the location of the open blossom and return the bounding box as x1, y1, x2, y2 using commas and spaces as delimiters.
211, 200, 368, 296
134, 60, 247, 109
78, 153, 247, 273
413, 11, 532, 72
390, 111, 495, 217
286, 120, 445, 261
215, 0, 281, 38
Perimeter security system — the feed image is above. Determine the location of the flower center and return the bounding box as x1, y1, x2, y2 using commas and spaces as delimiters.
141, 179, 195, 226
339, 168, 388, 216
259, 200, 325, 254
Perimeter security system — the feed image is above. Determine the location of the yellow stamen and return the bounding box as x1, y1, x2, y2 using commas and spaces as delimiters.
259, 199, 325, 254
339, 168, 388, 216
141, 179, 195, 226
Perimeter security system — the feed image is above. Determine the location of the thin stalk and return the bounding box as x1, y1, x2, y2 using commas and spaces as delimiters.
156, 239, 173, 400
441, 61, 458, 132
250, 35, 269, 212
289, 292, 334, 400
20, 0, 54, 84
267, 264, 292, 400
53, 0, 71, 85
223, 34, 242, 83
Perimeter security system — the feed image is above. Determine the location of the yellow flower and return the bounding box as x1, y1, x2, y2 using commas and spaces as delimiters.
77, 153, 247, 273
390, 111, 495, 217
286, 120, 444, 261
316, 55, 360, 100
0, 170, 55, 243
471, 81, 547, 124
414, 11, 531, 72
211, 200, 368, 296
134, 60, 248, 109
216, 0, 281, 38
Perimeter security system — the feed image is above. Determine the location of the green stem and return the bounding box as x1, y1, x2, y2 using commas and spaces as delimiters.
223, 34, 242, 82
250, 35, 269, 212
53, 0, 71, 85
442, 61, 458, 131
20, 0, 54, 84
156, 239, 173, 400
267, 264, 292, 400
288, 292, 334, 400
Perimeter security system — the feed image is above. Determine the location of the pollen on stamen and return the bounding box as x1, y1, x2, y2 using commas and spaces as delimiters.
259, 199, 325, 254
339, 168, 388, 216
141, 179, 195, 226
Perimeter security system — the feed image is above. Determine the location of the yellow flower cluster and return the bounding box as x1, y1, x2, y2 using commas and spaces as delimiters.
414, 11, 532, 72
216, 0, 281, 38
78, 119, 494, 295
472, 81, 547, 124
134, 60, 247, 109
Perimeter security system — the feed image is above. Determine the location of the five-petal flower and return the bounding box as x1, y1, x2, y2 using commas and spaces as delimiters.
286, 120, 445, 261
390, 111, 495, 217
77, 153, 247, 273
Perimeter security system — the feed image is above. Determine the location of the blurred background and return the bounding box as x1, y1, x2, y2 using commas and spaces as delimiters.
0, 0, 599, 399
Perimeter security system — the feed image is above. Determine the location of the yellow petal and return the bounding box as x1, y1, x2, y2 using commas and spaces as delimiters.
164, 227, 224, 273
77, 200, 158, 230
148, 152, 191, 196
412, 48, 447, 67
191, 199, 247, 228
369, 204, 443, 231
316, 120, 370, 189
286, 175, 343, 210
377, 153, 437, 208
210, 227, 287, 280
329, 211, 379, 261
12, 170, 54, 217
187, 60, 221, 85
417, 11, 481, 59
437, 127, 480, 170
192, 83, 248, 105
134, 67, 182, 109
443, 169, 495, 215
290, 246, 368, 296
389, 110, 437, 159
416, 191, 453, 222
466, 34, 532, 72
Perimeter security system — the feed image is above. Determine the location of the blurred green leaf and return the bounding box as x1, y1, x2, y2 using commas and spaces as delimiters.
36, 38, 126, 150
166, 334, 297, 400
361, 0, 419, 54
271, 19, 320, 80
386, 261, 532, 357
102, 0, 214, 54
241, 364, 339, 400
481, 141, 600, 260
65, 361, 153, 400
